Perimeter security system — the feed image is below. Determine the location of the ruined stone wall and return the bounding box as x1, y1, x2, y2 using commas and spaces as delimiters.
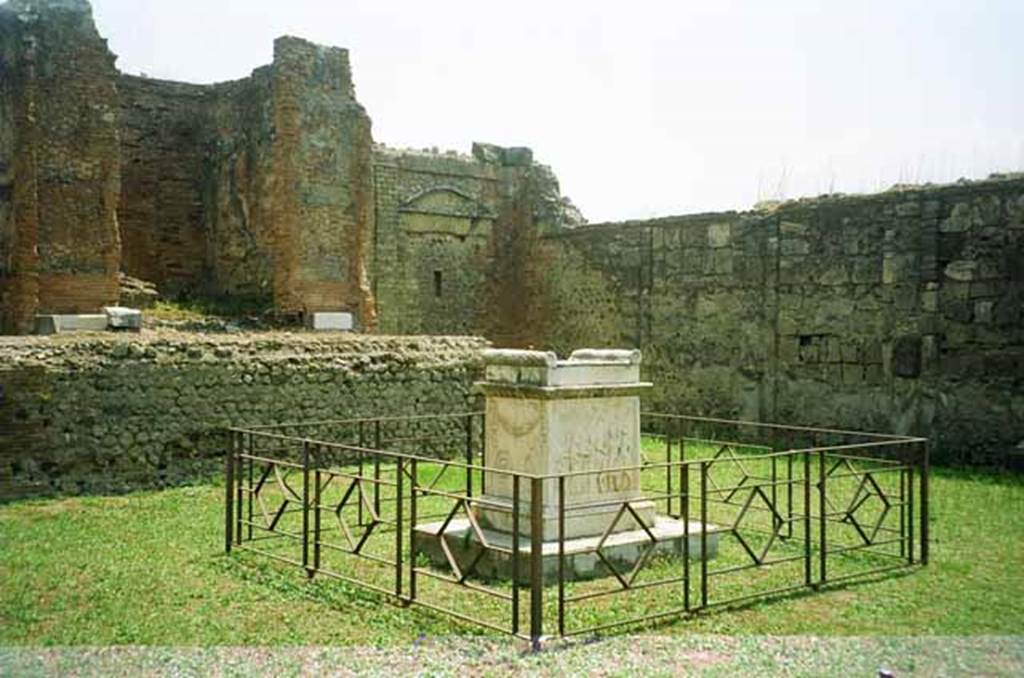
269, 37, 376, 325
115, 37, 376, 320
373, 147, 502, 336
0, 11, 18, 330
203, 70, 275, 300
0, 332, 487, 499
118, 75, 210, 295
528, 177, 1024, 463
372, 144, 578, 340
0, 0, 121, 332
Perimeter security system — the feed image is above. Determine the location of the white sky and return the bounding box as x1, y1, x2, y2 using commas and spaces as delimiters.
91, 0, 1024, 223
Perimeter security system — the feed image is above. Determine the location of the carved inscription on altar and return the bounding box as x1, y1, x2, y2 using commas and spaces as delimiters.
550, 397, 641, 502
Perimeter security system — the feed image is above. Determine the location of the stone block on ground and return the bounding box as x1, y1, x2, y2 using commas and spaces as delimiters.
34, 314, 109, 335
414, 516, 719, 584
308, 312, 355, 331
104, 307, 143, 332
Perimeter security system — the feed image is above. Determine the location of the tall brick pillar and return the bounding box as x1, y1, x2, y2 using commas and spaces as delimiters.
270, 37, 377, 329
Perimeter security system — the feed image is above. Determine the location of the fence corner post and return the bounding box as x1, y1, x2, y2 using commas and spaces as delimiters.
530, 476, 544, 651
921, 439, 930, 565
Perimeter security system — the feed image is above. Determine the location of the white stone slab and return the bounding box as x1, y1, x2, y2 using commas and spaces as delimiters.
414, 515, 719, 583
481, 348, 642, 386
35, 314, 108, 335
103, 306, 143, 331
309, 312, 355, 331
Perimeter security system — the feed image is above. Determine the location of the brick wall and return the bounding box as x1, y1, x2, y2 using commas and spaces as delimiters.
0, 0, 121, 332
115, 37, 378, 320
118, 75, 209, 295
203, 69, 275, 299
269, 37, 376, 324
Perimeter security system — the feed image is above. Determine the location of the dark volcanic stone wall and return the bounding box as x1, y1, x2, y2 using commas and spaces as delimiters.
0, 333, 487, 499
527, 177, 1024, 463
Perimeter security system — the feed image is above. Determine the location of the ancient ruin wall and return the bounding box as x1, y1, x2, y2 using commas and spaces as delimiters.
202, 69, 276, 300
524, 177, 1024, 463
118, 75, 210, 295
0, 0, 121, 332
2, 1, 580, 332
373, 147, 503, 336
269, 37, 377, 325
119, 67, 278, 301
0, 10, 21, 331
0, 333, 487, 499
372, 144, 577, 339
117, 36, 379, 321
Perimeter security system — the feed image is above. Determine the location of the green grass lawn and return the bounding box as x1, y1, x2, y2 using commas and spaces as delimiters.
1, 448, 1022, 647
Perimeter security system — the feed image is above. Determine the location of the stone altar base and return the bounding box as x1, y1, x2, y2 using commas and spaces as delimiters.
414, 516, 719, 585
475, 498, 658, 542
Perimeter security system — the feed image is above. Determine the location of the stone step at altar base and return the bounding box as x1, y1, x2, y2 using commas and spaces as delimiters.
413, 515, 719, 585
475, 498, 657, 542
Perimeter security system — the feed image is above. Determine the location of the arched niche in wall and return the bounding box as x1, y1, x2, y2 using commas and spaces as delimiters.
398, 186, 495, 239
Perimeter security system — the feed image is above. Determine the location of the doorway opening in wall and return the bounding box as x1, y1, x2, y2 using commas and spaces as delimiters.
433, 270, 443, 298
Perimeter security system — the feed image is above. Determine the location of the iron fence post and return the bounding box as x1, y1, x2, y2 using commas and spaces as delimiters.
396, 456, 404, 600
235, 433, 243, 546
558, 475, 566, 637
409, 458, 418, 603
247, 434, 254, 540
530, 476, 544, 650
675, 417, 684, 519
899, 467, 906, 559
479, 412, 487, 495
465, 414, 474, 498
666, 427, 673, 516
512, 474, 521, 636
818, 448, 827, 586
314, 463, 322, 574
771, 455, 779, 533
224, 430, 234, 554
358, 421, 365, 526
786, 452, 794, 540
700, 461, 708, 609
680, 417, 687, 464
374, 421, 382, 517
803, 451, 812, 587
682, 460, 690, 611
908, 465, 915, 565
921, 439, 930, 565
302, 440, 310, 576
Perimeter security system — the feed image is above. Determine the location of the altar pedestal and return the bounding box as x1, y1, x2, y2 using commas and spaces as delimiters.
414, 348, 717, 582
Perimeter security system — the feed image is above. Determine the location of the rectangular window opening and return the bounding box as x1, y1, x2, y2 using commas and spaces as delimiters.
433, 270, 443, 298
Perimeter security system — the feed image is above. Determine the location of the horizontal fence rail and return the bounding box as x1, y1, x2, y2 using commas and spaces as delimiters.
224, 411, 929, 645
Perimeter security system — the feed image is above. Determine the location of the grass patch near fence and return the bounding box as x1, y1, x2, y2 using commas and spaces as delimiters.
0, 459, 1022, 646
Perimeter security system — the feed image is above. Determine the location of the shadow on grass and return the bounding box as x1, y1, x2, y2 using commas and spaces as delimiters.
213, 541, 923, 643
211, 550, 484, 639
